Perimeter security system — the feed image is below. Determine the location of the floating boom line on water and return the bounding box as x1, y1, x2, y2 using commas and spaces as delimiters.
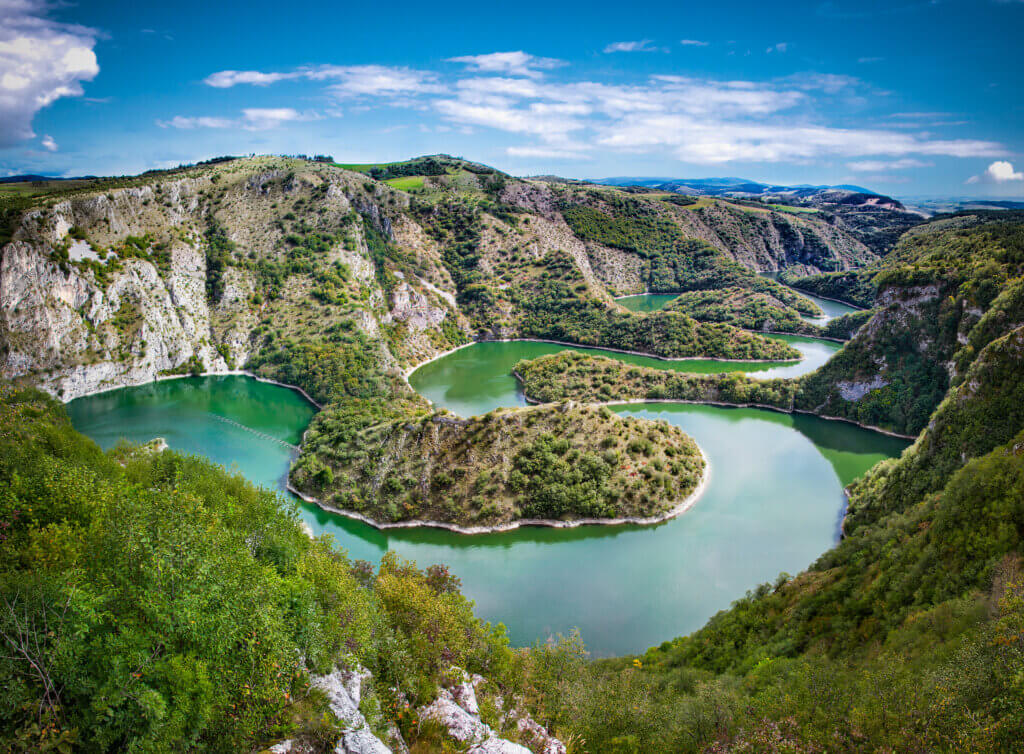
206, 413, 300, 451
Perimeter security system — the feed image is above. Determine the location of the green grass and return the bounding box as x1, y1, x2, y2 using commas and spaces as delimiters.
0, 178, 96, 197
332, 163, 386, 173
729, 200, 820, 215
385, 175, 426, 191
765, 203, 819, 214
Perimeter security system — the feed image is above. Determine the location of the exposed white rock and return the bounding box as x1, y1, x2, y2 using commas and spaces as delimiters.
837, 375, 889, 401
383, 281, 448, 332
420, 688, 490, 744
449, 669, 480, 715
512, 712, 567, 754
1, 239, 227, 401
469, 738, 533, 754
312, 665, 393, 754
418, 669, 567, 754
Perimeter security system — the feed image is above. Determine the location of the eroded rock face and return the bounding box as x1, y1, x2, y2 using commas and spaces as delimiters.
420, 688, 492, 745
311, 665, 393, 754
0, 240, 226, 400
837, 375, 889, 402
269, 664, 564, 754
418, 668, 566, 754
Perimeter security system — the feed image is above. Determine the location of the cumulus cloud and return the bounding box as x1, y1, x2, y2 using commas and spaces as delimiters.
967, 161, 1024, 184
680, 39, 710, 47
847, 158, 930, 171
0, 0, 99, 147
158, 108, 315, 131
445, 51, 564, 78
766, 42, 788, 53
603, 40, 657, 53
40, 133, 56, 151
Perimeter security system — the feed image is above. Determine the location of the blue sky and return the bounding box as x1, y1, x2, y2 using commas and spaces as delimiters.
2, 0, 1022, 197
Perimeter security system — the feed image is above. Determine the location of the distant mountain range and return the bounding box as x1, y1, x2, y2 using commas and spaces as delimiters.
0, 174, 95, 183
593, 176, 905, 210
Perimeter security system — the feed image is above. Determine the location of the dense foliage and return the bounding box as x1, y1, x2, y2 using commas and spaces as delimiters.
515, 275, 801, 361
293, 404, 704, 527
562, 201, 820, 314
779, 268, 877, 308
795, 214, 1024, 435
515, 351, 797, 411
818, 308, 874, 340
0, 385, 520, 752
662, 286, 816, 334
844, 325, 1024, 534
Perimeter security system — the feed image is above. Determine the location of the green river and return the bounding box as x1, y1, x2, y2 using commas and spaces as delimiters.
68, 338, 908, 657
617, 284, 862, 324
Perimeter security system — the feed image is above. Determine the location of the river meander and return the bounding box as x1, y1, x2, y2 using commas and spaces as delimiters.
617, 285, 861, 324
68, 337, 908, 656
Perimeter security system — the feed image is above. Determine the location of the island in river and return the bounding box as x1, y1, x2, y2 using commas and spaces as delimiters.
290, 402, 707, 532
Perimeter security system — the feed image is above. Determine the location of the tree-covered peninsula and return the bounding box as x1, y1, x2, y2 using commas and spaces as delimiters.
291, 403, 705, 529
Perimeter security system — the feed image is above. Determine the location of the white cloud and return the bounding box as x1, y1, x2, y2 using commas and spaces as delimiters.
202, 64, 441, 99
157, 108, 316, 131
204, 70, 300, 87
158, 115, 234, 129
766, 42, 789, 53
506, 145, 590, 159
967, 161, 1024, 184
435, 98, 584, 140
40, 133, 56, 151
858, 56, 884, 64
781, 72, 862, 93
603, 40, 656, 53
240, 107, 313, 130
680, 39, 710, 47
187, 51, 1007, 169
311, 65, 443, 98
0, 0, 99, 147
446, 51, 564, 78
847, 158, 930, 171
596, 114, 1002, 164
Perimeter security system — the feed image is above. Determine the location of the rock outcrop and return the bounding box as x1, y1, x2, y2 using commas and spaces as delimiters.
267, 664, 564, 754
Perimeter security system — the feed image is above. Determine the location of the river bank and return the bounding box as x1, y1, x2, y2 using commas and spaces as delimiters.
59, 368, 324, 409
513, 374, 915, 440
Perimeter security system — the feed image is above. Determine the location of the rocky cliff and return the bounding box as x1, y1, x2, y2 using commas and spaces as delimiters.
2, 156, 829, 403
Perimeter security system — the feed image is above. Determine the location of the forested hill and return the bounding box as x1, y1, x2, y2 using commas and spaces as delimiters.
794, 212, 1024, 435
508, 212, 1024, 751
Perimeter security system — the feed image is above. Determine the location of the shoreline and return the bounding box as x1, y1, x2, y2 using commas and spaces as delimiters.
515, 384, 915, 440
751, 329, 847, 344
287, 443, 711, 535
404, 336, 802, 383
60, 368, 323, 409
784, 286, 867, 311
614, 286, 834, 322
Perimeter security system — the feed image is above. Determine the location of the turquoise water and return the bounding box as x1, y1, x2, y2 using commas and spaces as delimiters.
759, 271, 862, 323
409, 336, 841, 418
615, 293, 680, 312
68, 350, 908, 656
